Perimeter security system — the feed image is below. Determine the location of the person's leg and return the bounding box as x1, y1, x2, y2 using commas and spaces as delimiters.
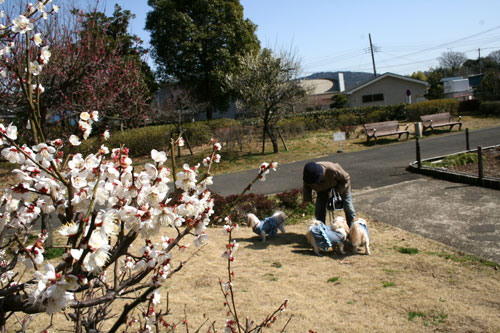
342, 191, 357, 226
315, 190, 329, 223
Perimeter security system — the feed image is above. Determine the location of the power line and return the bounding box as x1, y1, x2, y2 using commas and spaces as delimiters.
303, 25, 500, 74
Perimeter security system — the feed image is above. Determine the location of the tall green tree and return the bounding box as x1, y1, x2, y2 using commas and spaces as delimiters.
146, 0, 260, 120
227, 48, 306, 154
476, 70, 500, 101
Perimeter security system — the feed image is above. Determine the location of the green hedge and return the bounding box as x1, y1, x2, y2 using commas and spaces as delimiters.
479, 101, 500, 116
79, 124, 175, 157
406, 98, 458, 121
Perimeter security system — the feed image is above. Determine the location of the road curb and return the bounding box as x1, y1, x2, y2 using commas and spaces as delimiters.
408, 144, 500, 190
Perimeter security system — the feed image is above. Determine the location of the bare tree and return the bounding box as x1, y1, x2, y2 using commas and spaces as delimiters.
438, 51, 468, 73
227, 48, 306, 154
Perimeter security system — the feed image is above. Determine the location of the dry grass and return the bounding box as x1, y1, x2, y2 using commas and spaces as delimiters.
23, 214, 500, 332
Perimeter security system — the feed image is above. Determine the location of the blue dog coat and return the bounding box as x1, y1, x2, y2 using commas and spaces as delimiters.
351, 220, 370, 242
253, 216, 280, 236
310, 222, 346, 251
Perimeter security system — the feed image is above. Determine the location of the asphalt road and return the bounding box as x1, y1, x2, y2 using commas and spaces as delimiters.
209, 126, 500, 196
208, 126, 500, 263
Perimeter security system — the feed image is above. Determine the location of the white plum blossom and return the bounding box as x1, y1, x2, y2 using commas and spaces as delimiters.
0, 92, 234, 320
80, 112, 90, 121
69, 135, 81, 146
40, 46, 51, 63
58, 222, 79, 237
90, 111, 99, 121
151, 149, 167, 164
29, 61, 42, 76
33, 33, 43, 46
151, 290, 161, 305
0, 123, 18, 144
83, 243, 111, 273
32, 83, 45, 94
36, 2, 45, 12
2, 147, 26, 164
194, 233, 208, 247
31, 263, 76, 314
175, 164, 197, 192
11, 15, 34, 34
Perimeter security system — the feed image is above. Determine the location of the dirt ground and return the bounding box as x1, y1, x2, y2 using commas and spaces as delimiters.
446, 146, 500, 178
25, 215, 500, 333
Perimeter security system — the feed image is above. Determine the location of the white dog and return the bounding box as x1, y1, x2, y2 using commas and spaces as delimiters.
305, 216, 350, 256
349, 217, 370, 255
246, 211, 287, 242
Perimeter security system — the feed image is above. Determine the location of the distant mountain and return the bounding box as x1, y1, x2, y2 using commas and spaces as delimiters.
304, 71, 375, 90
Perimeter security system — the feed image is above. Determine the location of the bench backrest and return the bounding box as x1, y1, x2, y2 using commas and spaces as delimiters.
420, 112, 452, 124
364, 120, 400, 133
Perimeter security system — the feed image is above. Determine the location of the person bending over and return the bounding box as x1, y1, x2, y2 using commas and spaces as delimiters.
302, 161, 357, 226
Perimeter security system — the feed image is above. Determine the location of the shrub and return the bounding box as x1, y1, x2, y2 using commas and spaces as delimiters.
478, 101, 500, 116
458, 99, 481, 113
406, 99, 459, 121
212, 193, 278, 224
79, 124, 174, 157
275, 189, 302, 210
182, 121, 213, 145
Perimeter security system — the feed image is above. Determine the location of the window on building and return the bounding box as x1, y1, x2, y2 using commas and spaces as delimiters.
362, 93, 384, 103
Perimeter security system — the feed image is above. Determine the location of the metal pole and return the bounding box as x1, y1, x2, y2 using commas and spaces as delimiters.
465, 128, 470, 151
369, 33, 377, 77
416, 137, 421, 169
478, 146, 483, 186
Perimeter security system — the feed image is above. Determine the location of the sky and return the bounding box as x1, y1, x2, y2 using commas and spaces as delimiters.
98, 0, 500, 76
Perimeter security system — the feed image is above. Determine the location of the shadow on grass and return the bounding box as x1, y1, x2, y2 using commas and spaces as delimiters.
235, 231, 307, 250
236, 231, 355, 260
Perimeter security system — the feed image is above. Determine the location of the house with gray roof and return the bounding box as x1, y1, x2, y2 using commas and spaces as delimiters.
343, 72, 429, 107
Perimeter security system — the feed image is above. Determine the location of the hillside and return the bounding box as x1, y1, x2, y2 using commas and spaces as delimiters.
304, 71, 374, 90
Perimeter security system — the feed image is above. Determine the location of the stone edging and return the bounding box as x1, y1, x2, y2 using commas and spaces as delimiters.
408, 144, 500, 190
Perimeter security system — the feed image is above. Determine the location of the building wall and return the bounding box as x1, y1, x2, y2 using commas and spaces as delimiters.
347, 76, 427, 108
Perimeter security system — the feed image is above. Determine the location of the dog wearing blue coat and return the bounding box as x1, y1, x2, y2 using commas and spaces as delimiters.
305, 216, 350, 256
349, 217, 370, 255
246, 211, 287, 242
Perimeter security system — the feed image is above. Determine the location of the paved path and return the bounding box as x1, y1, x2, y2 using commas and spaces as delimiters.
209, 127, 500, 263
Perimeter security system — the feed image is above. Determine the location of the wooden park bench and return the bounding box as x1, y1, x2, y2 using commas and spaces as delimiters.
420, 112, 462, 134
364, 120, 410, 143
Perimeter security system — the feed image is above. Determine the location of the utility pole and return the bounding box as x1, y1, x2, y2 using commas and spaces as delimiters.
478, 48, 482, 74
369, 33, 377, 77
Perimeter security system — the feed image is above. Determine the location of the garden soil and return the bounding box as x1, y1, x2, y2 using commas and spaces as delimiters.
27, 217, 500, 332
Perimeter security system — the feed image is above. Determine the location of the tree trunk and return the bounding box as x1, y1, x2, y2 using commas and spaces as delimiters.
206, 106, 213, 121
261, 125, 266, 154
266, 127, 279, 153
